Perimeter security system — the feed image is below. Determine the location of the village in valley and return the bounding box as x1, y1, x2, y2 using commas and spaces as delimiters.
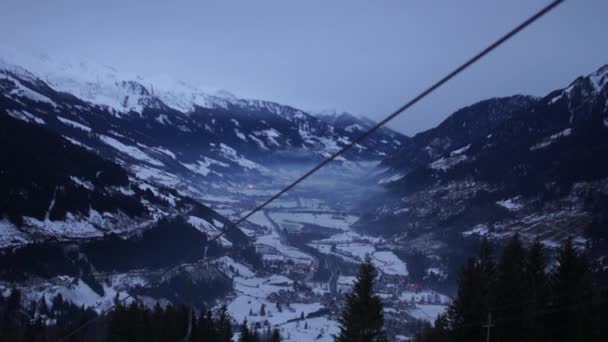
207, 184, 452, 341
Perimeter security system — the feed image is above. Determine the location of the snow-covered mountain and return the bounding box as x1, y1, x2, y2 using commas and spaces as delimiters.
0, 111, 262, 309
360, 64, 608, 277
0, 113, 248, 249
315, 109, 408, 151
0, 47, 408, 205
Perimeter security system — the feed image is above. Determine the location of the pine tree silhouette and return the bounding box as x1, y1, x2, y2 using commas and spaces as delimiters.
336, 255, 386, 342
494, 234, 527, 341
525, 238, 548, 341
551, 237, 593, 341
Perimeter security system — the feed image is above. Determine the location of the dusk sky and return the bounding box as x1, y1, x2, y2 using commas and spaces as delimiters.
2, 0, 606, 135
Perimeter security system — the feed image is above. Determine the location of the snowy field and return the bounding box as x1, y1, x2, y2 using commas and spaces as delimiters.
255, 231, 314, 264
306, 226, 408, 276
406, 304, 448, 325
21, 277, 135, 314
219, 257, 340, 341
399, 290, 450, 304
371, 251, 408, 276
268, 212, 358, 231
246, 211, 274, 229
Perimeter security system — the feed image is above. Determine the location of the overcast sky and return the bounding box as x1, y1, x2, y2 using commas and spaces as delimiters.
1, 0, 607, 135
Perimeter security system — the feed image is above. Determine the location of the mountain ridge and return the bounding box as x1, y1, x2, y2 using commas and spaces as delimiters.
359, 64, 608, 274
0, 47, 409, 205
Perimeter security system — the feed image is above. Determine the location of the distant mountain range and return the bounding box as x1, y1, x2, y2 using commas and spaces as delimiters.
0, 47, 408, 204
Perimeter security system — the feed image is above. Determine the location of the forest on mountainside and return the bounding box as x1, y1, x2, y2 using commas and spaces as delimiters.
415, 236, 608, 342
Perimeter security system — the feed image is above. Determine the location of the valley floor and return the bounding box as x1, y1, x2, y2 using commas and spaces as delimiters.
0, 180, 452, 341
206, 184, 451, 341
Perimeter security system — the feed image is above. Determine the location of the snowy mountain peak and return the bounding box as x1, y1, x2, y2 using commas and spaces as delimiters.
0, 45, 248, 115
545, 64, 608, 109
315, 109, 368, 122
213, 89, 238, 101
588, 64, 608, 92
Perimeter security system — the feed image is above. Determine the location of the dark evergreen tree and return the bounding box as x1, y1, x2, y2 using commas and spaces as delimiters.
336, 255, 386, 342
417, 237, 606, 342
217, 306, 233, 342
525, 239, 548, 342
494, 234, 528, 341
549, 237, 593, 342
239, 320, 251, 342
446, 258, 484, 342
477, 237, 496, 310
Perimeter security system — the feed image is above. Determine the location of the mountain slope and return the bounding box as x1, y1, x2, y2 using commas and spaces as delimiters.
0, 113, 261, 307
315, 110, 409, 157
0, 113, 246, 249
360, 64, 608, 266
379, 95, 538, 180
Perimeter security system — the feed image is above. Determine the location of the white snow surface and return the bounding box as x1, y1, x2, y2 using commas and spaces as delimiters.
246, 211, 274, 229
1, 74, 56, 106
256, 231, 313, 264
217, 143, 266, 171
496, 197, 524, 211
131, 165, 180, 187
0, 219, 30, 247
407, 304, 448, 325
187, 215, 220, 234
99, 134, 164, 166
0, 45, 305, 118
589, 65, 608, 92
56, 116, 92, 132
24, 277, 134, 314
378, 172, 405, 184
6, 109, 45, 125
371, 251, 408, 276
530, 128, 572, 151
269, 212, 358, 231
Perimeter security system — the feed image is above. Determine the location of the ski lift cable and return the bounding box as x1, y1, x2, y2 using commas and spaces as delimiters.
205, 0, 564, 246
59, 1, 563, 339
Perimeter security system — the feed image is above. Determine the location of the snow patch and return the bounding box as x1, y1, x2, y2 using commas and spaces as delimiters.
496, 197, 524, 211
2, 74, 56, 106
218, 143, 266, 171
6, 109, 45, 125
462, 224, 489, 237
530, 128, 572, 151
378, 173, 405, 185
57, 116, 92, 132
371, 251, 408, 276
253, 129, 281, 146
99, 135, 164, 166
70, 176, 94, 190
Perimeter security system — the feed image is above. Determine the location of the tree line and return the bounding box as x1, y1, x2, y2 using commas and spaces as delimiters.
416, 236, 608, 342
0, 288, 284, 342
2, 236, 606, 341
